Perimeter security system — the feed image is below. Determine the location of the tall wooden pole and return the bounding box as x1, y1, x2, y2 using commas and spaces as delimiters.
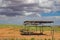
41, 23, 43, 34
36, 24, 37, 33
50, 23, 54, 40
52, 29, 54, 40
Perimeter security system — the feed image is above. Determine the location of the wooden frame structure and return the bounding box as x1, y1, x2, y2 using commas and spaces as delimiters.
20, 21, 54, 35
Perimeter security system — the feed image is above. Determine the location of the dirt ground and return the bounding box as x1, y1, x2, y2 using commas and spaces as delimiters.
0, 28, 60, 40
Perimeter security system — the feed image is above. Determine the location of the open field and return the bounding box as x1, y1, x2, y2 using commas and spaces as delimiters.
0, 24, 60, 40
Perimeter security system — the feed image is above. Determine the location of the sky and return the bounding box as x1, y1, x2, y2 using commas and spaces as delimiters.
0, 0, 60, 25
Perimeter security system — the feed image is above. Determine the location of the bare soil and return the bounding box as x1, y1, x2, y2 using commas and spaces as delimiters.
0, 28, 60, 40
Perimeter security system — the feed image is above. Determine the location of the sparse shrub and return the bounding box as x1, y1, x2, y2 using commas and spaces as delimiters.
3, 38, 8, 40
24, 39, 27, 40
44, 38, 47, 40
8, 32, 12, 34
58, 39, 60, 40
40, 39, 43, 40
52, 38, 55, 40
31, 38, 35, 40
0, 38, 1, 40
21, 38, 27, 40
15, 38, 20, 40
37, 39, 40, 40
10, 38, 15, 40
48, 38, 51, 40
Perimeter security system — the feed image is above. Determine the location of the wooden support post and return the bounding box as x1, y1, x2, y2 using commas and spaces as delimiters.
39, 26, 41, 33
51, 25, 54, 40
41, 24, 43, 34
52, 29, 54, 40
50, 23, 54, 40
36, 24, 37, 33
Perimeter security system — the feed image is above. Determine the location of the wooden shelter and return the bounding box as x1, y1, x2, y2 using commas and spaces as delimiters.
20, 21, 54, 35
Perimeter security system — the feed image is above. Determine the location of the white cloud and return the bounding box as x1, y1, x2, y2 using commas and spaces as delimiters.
0, 15, 9, 20
55, 16, 60, 19
24, 11, 33, 16
0, 0, 11, 7
43, 8, 52, 13
24, 0, 36, 4
39, 0, 54, 7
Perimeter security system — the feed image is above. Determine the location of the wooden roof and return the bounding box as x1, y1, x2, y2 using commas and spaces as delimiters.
24, 21, 54, 23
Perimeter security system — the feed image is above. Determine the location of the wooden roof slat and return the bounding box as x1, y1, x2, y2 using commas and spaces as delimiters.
24, 21, 54, 23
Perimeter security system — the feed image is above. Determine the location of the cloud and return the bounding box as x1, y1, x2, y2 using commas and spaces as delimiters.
0, 15, 8, 20
0, 0, 60, 25
0, 8, 24, 16
0, 0, 60, 17
0, 15, 60, 25
39, 0, 54, 7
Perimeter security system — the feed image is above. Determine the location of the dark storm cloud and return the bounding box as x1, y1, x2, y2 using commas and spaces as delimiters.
0, 8, 24, 16
0, 0, 60, 16
0, 12, 22, 16
0, 0, 39, 16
